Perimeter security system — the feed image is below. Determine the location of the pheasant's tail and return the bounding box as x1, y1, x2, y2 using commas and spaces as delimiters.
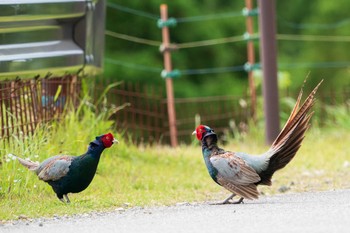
258, 80, 323, 185
11, 154, 39, 170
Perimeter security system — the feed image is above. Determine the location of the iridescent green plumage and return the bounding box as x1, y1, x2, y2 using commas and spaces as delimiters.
14, 133, 118, 203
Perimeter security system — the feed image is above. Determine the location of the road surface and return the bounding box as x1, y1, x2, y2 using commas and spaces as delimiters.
1, 189, 350, 233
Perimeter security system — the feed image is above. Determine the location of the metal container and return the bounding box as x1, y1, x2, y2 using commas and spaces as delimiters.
0, 0, 105, 79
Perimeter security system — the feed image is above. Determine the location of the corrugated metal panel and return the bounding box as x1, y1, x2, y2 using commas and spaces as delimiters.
0, 0, 86, 21
0, 0, 105, 79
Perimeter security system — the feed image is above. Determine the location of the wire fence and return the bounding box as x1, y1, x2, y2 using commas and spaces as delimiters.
1, 77, 350, 145
105, 2, 350, 77
100, 82, 251, 144
0, 76, 81, 140
100, 82, 350, 144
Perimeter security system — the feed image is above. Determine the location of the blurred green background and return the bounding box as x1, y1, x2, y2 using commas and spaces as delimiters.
104, 0, 350, 97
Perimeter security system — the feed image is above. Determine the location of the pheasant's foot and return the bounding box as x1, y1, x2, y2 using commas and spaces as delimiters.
222, 193, 236, 204
210, 197, 244, 205
231, 197, 244, 204
210, 193, 237, 205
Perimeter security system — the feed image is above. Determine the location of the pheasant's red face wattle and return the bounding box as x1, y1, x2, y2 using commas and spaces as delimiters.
194, 125, 208, 141
101, 133, 115, 148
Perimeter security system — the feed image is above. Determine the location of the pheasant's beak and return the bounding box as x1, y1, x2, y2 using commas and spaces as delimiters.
192, 130, 197, 135
113, 138, 119, 144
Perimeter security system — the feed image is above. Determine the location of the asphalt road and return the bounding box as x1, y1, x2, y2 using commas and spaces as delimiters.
2, 189, 350, 233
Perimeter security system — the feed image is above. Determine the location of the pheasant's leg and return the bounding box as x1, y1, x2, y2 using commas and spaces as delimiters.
210, 193, 236, 205
222, 193, 236, 204
57, 194, 66, 203
64, 194, 71, 203
231, 197, 244, 204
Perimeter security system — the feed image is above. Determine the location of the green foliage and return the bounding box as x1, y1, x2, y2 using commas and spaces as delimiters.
105, 0, 350, 98
276, 1, 350, 90
322, 104, 350, 129
105, 0, 248, 97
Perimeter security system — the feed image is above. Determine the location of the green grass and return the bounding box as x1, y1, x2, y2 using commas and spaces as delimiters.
258, 128, 350, 195
1, 100, 350, 221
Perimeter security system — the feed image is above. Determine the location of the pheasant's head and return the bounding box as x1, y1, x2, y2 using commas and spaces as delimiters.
90, 133, 118, 149
192, 125, 216, 141
101, 133, 118, 148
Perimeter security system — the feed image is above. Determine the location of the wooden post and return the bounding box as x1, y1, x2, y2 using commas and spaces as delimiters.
245, 0, 257, 122
69, 75, 77, 107
257, 0, 280, 144
160, 4, 178, 147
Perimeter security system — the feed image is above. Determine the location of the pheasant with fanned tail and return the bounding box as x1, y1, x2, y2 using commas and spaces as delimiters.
193, 80, 322, 204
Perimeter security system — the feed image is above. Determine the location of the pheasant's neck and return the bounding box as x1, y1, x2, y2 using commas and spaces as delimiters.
201, 141, 219, 183
86, 146, 105, 159
201, 139, 221, 155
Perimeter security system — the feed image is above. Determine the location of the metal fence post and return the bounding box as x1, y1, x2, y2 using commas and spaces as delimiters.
257, 0, 280, 144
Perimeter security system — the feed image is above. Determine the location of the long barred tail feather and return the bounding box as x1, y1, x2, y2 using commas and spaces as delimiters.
11, 154, 39, 171
257, 80, 323, 186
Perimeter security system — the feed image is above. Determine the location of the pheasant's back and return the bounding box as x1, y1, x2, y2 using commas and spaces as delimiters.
46, 154, 100, 196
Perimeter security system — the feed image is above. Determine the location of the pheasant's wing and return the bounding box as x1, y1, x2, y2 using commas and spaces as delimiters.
210, 152, 261, 200
36, 155, 74, 181
210, 152, 261, 185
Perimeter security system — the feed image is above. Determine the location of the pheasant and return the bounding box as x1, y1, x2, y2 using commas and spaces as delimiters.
13, 133, 118, 203
192, 80, 322, 204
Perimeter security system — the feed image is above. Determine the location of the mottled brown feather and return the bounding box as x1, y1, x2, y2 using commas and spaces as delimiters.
211, 152, 261, 200
211, 152, 261, 185
217, 176, 259, 200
